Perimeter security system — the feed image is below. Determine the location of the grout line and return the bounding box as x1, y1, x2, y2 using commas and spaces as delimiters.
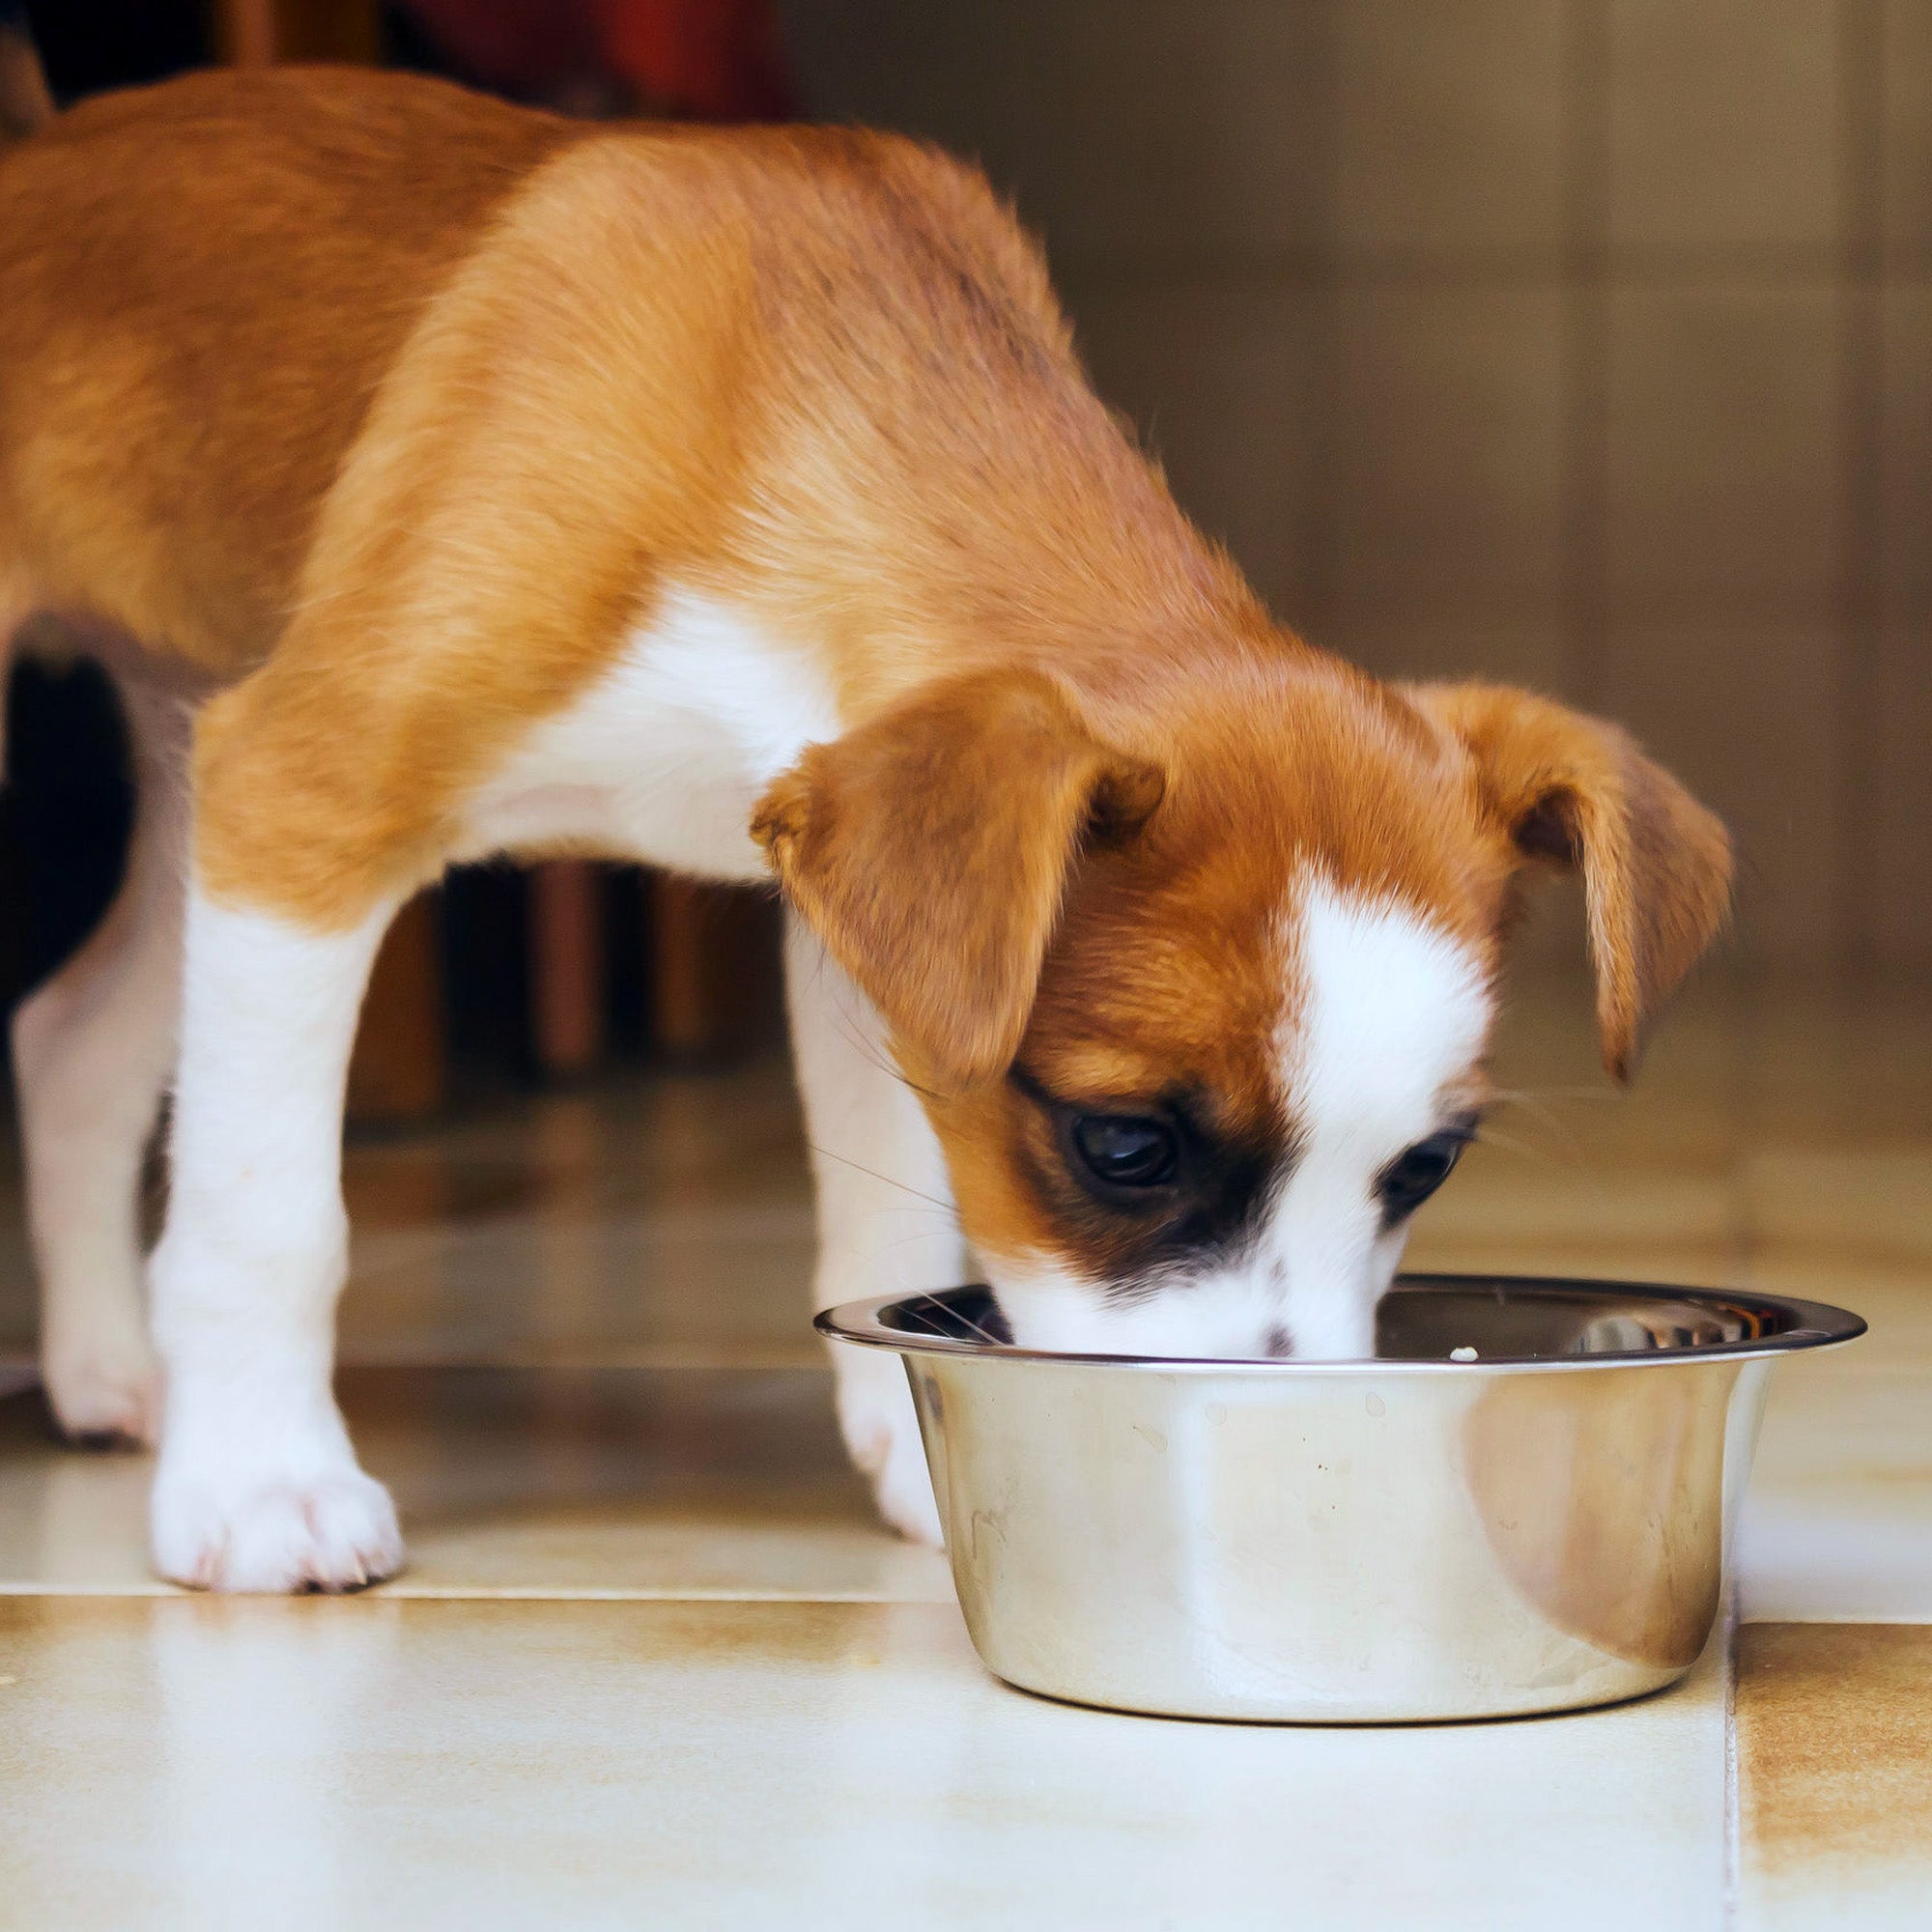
332, 1349, 831, 1372
1290, 0, 1341, 645
1834, 0, 1888, 977
0, 1352, 837, 1377
1723, 1579, 1744, 1929
1044, 252, 1873, 292
0, 1580, 952, 1604
1559, 0, 1611, 711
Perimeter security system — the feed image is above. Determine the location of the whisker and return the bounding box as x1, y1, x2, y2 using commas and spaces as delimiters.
1488, 1084, 1622, 1103
877, 1224, 961, 1253
828, 1003, 947, 1105
805, 1141, 956, 1214
1470, 1124, 1556, 1164
900, 1287, 1004, 1347
1483, 1088, 1568, 1132
1481, 1088, 1598, 1157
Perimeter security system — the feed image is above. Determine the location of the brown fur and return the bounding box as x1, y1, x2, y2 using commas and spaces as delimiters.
1404, 683, 1732, 1079
752, 668, 1165, 1087
0, 68, 1731, 1295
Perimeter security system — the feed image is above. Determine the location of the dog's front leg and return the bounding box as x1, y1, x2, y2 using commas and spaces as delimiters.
784, 915, 965, 1548
148, 882, 403, 1592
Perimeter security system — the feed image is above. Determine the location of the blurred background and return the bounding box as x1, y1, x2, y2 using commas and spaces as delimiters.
4, 0, 1927, 1122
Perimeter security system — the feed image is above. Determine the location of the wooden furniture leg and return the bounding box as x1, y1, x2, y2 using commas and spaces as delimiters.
529, 859, 605, 1078
212, 0, 381, 66
650, 871, 782, 1061
345, 893, 447, 1122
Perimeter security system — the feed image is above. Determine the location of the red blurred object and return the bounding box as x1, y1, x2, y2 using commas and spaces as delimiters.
401, 0, 794, 121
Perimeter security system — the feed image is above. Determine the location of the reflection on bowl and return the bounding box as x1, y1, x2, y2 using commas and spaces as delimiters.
818, 1275, 1864, 1724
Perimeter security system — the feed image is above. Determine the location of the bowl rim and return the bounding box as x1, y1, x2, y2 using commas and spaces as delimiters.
814, 1272, 1868, 1374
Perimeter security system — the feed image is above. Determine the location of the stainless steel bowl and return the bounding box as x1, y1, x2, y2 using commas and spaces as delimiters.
818, 1274, 1863, 1723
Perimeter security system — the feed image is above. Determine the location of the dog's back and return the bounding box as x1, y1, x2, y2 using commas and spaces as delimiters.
0, 68, 587, 668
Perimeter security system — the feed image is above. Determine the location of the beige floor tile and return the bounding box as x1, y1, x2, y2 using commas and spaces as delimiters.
7, 975, 1928, 1918
1736, 1624, 1932, 1931
340, 1201, 823, 1368
1736, 1256, 1932, 1620
0, 1069, 825, 1366
0, 1080, 825, 1367
1742, 1149, 1932, 1265
1741, 1367, 1932, 1622
1741, 1487, 1932, 1626
0, 1593, 1730, 1932
0, 1367, 952, 1605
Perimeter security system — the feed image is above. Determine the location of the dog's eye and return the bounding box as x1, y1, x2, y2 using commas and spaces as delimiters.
1382, 1135, 1466, 1211
1378, 1133, 1467, 1215
1071, 1114, 1179, 1190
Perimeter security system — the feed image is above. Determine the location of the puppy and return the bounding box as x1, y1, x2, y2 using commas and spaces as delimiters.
0, 66, 1729, 1590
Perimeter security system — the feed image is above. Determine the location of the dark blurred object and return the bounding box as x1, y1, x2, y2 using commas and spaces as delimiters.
650, 872, 783, 1062
393, 0, 792, 119
2, 657, 133, 1004
0, 0, 53, 135
213, 0, 381, 67
18, 0, 202, 100
346, 895, 447, 1122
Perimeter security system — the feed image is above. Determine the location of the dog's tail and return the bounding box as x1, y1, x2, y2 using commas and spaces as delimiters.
0, 4, 52, 146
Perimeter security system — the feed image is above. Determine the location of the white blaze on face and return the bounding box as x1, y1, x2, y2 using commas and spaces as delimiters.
1262, 875, 1492, 1355
989, 873, 1492, 1360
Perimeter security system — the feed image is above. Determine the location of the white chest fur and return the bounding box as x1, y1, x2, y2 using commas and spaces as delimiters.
459, 586, 842, 880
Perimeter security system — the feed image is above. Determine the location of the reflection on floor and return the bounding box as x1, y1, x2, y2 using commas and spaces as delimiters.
1, 972, 1928, 1928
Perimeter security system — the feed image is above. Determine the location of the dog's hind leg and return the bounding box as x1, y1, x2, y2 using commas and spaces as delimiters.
13, 676, 189, 1441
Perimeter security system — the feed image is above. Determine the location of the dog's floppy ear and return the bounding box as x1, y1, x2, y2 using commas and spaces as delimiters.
1406, 683, 1732, 1082
752, 668, 1165, 1088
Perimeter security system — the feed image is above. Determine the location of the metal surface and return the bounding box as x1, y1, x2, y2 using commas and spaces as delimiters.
817, 1275, 1864, 1724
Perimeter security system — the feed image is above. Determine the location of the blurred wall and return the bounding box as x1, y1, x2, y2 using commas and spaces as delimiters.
779, 1, 1929, 974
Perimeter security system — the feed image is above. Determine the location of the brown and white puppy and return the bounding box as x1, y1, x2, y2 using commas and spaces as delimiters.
0, 65, 1729, 1590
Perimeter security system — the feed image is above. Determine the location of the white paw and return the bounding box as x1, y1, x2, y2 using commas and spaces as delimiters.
43, 1334, 159, 1446
837, 1358, 943, 1548
870, 1417, 944, 1548
152, 1460, 404, 1593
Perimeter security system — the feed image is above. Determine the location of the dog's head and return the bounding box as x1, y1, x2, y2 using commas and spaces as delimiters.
754, 659, 1729, 1358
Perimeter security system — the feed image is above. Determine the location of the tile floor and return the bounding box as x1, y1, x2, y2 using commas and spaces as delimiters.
0, 971, 1927, 1928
